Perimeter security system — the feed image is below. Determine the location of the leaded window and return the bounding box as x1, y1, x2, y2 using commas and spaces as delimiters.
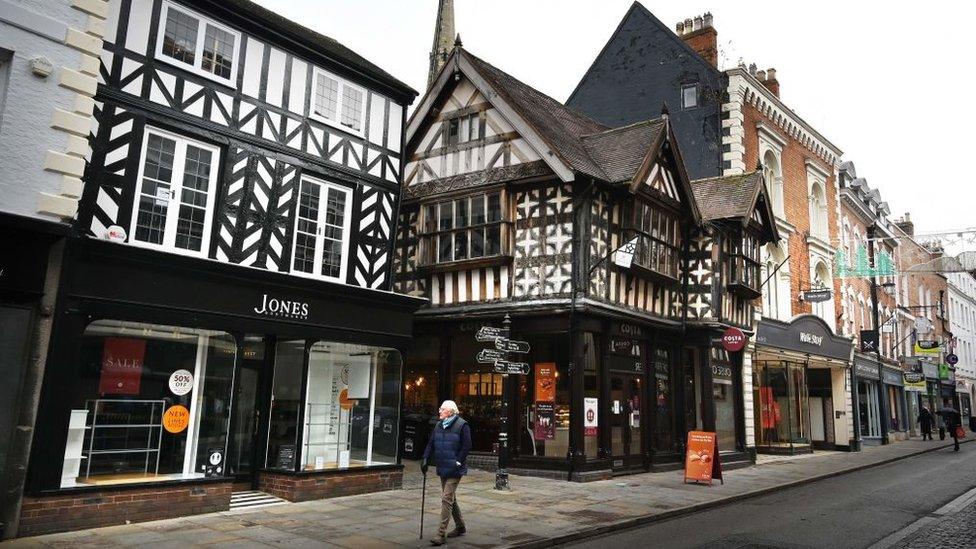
627, 201, 681, 280
420, 191, 508, 266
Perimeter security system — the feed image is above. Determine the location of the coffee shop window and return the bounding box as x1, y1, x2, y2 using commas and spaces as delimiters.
403, 335, 440, 417
517, 335, 571, 459
61, 320, 236, 488
301, 342, 402, 470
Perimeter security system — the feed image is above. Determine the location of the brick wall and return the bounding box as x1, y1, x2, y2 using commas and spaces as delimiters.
18, 480, 232, 536
742, 101, 840, 325
258, 467, 402, 502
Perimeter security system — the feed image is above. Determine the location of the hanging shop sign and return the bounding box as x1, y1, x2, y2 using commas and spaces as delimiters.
922, 361, 939, 379
915, 318, 935, 334
584, 397, 598, 436
946, 353, 959, 366
904, 372, 927, 392
914, 341, 941, 357
860, 330, 880, 354
684, 431, 723, 486
163, 404, 190, 434
721, 327, 747, 353
168, 369, 194, 396
939, 363, 954, 381
98, 338, 145, 395
801, 288, 833, 303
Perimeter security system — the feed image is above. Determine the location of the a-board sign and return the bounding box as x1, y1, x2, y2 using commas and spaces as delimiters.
684, 431, 723, 486
493, 360, 530, 375
477, 348, 507, 363
495, 338, 531, 353
476, 326, 509, 342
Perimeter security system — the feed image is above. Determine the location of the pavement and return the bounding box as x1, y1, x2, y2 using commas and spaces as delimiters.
5, 437, 969, 549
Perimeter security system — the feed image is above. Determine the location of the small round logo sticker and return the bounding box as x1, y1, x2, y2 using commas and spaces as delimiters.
168, 369, 194, 396
163, 405, 190, 433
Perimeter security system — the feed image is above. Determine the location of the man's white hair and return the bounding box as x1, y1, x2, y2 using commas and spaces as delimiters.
439, 400, 459, 415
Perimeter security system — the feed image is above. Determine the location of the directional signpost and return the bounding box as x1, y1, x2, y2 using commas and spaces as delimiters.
475, 314, 529, 490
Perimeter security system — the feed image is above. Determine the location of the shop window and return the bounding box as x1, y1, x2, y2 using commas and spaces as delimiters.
157, 1, 240, 84
711, 347, 737, 452
312, 68, 366, 134
61, 320, 236, 488
582, 333, 601, 458
131, 128, 221, 257
626, 201, 681, 281
517, 335, 571, 459
291, 177, 353, 282
652, 347, 675, 452
301, 342, 402, 470
420, 191, 510, 266
753, 360, 809, 449
403, 336, 441, 417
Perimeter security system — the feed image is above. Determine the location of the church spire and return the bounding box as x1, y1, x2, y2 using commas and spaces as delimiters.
428, 0, 455, 88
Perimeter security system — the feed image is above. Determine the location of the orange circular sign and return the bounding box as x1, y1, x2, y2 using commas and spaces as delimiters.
163, 404, 190, 433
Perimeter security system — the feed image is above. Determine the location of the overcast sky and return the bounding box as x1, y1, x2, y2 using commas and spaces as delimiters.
254, 0, 974, 251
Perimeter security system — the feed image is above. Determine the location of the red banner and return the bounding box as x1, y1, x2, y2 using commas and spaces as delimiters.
99, 338, 145, 395
684, 431, 723, 485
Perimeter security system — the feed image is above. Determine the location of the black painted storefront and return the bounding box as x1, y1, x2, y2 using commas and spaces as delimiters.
26, 238, 424, 496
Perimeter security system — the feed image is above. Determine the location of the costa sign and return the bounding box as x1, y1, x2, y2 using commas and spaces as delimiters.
721, 327, 747, 352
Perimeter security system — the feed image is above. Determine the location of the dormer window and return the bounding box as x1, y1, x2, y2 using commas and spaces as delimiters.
312, 69, 366, 135
156, 1, 240, 84
625, 200, 681, 281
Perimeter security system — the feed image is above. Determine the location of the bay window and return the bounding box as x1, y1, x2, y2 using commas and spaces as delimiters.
291, 177, 352, 282
157, 1, 240, 84
726, 229, 762, 298
420, 191, 509, 266
627, 200, 681, 280
130, 128, 220, 258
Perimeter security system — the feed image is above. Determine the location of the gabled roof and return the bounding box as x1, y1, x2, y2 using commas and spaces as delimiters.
462, 50, 610, 180
691, 171, 779, 242
581, 119, 666, 183
211, 0, 417, 101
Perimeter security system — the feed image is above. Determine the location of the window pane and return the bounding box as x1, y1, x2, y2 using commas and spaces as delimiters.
468, 114, 480, 141
487, 225, 501, 255
439, 202, 453, 231
175, 146, 212, 251
454, 230, 468, 260
201, 24, 234, 79
471, 195, 486, 226
340, 85, 363, 131
62, 320, 235, 488
487, 193, 501, 222
471, 228, 485, 258
439, 234, 452, 262
682, 84, 697, 108
321, 187, 347, 279
314, 74, 339, 121
135, 134, 176, 245
162, 8, 199, 65
293, 181, 320, 274
454, 198, 468, 228
302, 343, 401, 470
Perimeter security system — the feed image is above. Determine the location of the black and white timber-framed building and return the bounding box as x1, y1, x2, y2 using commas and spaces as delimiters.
395, 45, 779, 480
20, 0, 423, 535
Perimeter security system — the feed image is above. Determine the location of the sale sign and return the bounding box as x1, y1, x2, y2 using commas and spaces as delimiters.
98, 338, 146, 395
163, 404, 190, 434
684, 431, 723, 485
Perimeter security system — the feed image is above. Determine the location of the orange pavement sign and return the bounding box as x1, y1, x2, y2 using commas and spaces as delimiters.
683, 431, 723, 485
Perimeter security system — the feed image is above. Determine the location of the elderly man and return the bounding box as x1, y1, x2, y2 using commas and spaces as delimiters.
421, 400, 472, 546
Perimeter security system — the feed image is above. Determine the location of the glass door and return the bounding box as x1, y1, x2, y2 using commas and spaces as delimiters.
610, 372, 643, 469
227, 336, 266, 483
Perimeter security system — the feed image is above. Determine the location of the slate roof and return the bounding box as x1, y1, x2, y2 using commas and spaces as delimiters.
690, 171, 764, 221
581, 119, 667, 183
218, 0, 417, 100
463, 50, 611, 180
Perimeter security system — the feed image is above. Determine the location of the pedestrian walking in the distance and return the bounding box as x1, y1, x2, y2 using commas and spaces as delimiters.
938, 406, 963, 451
421, 400, 471, 546
918, 405, 934, 441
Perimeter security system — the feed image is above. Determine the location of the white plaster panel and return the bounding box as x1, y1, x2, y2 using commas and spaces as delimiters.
124, 0, 152, 55
241, 37, 264, 100
264, 47, 286, 107
287, 58, 307, 115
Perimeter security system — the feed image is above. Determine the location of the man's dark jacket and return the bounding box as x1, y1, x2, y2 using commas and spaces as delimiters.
422, 417, 472, 478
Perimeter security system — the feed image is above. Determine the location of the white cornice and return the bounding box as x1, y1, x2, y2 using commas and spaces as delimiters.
727, 68, 842, 167
805, 159, 832, 180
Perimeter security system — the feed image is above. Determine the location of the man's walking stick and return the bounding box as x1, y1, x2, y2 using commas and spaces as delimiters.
419, 469, 428, 539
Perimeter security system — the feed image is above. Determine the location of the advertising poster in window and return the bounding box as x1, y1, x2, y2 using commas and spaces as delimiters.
584, 397, 599, 437
98, 338, 146, 395
534, 363, 556, 440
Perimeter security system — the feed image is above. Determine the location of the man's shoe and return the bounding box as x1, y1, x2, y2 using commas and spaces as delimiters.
447, 527, 466, 538
429, 536, 446, 546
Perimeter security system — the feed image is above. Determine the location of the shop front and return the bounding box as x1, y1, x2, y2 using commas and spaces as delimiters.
753, 315, 854, 454
21, 239, 423, 535
404, 311, 704, 480
853, 357, 883, 442
957, 381, 972, 428
882, 366, 908, 440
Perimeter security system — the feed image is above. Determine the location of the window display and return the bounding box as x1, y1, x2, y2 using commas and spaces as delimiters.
301, 342, 402, 470
754, 360, 809, 449
63, 320, 235, 487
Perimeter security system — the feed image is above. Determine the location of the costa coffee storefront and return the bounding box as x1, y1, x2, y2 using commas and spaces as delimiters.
753, 315, 854, 454
21, 239, 423, 535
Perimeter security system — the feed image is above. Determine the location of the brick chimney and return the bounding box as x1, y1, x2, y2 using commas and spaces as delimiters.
675, 12, 717, 68
895, 213, 914, 237
762, 68, 780, 97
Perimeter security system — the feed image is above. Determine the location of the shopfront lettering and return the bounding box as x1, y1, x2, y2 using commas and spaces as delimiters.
620, 323, 643, 337
254, 294, 310, 319
799, 332, 823, 346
